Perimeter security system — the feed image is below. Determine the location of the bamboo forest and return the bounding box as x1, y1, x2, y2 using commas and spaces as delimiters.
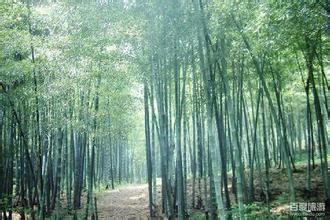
0, 0, 329, 219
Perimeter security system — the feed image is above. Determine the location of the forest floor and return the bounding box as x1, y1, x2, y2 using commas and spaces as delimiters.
96, 183, 164, 220
96, 161, 329, 219
11, 159, 325, 219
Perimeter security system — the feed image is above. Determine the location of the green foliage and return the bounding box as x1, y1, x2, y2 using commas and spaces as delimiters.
189, 211, 205, 220
229, 202, 274, 219
0, 0, 328, 218
275, 193, 290, 205
0, 1, 145, 146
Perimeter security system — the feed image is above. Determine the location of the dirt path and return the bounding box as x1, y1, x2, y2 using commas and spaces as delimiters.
97, 184, 154, 220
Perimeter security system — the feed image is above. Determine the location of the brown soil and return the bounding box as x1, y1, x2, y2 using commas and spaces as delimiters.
97, 184, 164, 220
95, 163, 327, 219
